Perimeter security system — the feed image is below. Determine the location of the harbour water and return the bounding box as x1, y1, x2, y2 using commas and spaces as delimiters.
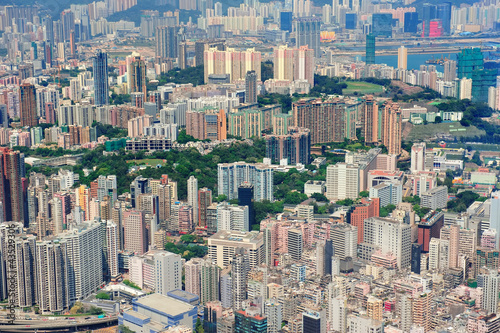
357, 53, 458, 71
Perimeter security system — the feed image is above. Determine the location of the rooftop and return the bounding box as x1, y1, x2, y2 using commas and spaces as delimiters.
134, 293, 195, 316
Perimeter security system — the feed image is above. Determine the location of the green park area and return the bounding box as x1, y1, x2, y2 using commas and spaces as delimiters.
127, 159, 166, 166
406, 122, 486, 141
342, 81, 384, 95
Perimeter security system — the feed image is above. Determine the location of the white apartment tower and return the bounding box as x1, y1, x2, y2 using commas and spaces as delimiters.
187, 176, 199, 226
326, 163, 359, 200
154, 251, 182, 295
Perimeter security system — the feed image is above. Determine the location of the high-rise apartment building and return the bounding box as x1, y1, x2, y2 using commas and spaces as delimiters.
412, 292, 432, 331
127, 54, 147, 96
20, 83, 37, 127
106, 221, 119, 278
92, 50, 109, 106
245, 71, 257, 104
398, 46, 407, 70
265, 299, 282, 333
0, 148, 24, 223
187, 176, 198, 228
330, 223, 357, 260
217, 202, 249, 232
326, 163, 359, 200
444, 60, 457, 82
217, 162, 273, 201
154, 251, 182, 295
208, 230, 264, 268
186, 107, 227, 141
198, 188, 212, 228
479, 269, 500, 314
200, 259, 220, 304
155, 25, 179, 60
232, 248, 249, 311
295, 17, 321, 57
204, 47, 261, 83
293, 98, 356, 144
382, 101, 403, 155
235, 307, 267, 332
265, 127, 311, 165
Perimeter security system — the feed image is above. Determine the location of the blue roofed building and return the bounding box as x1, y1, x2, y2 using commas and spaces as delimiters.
118, 293, 198, 332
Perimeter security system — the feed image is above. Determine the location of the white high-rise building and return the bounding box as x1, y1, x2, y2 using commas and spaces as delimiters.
106, 220, 119, 278
326, 163, 359, 200
363, 217, 411, 269
231, 248, 249, 310
62, 222, 104, 302
428, 237, 450, 271
459, 77, 472, 100
489, 191, 500, 246
200, 259, 220, 305
208, 230, 264, 268
348, 314, 384, 333
154, 251, 182, 295
265, 298, 283, 333
217, 162, 273, 201
330, 296, 348, 333
217, 203, 250, 232
397, 46, 407, 70
411, 142, 426, 173
330, 223, 357, 260
187, 176, 198, 226
480, 269, 500, 314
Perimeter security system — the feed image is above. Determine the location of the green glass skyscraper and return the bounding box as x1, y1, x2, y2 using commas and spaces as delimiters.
366, 34, 375, 65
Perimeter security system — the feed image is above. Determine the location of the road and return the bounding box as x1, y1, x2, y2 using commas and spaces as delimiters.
0, 315, 118, 332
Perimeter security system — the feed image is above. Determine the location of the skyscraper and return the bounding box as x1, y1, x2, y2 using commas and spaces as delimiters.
404, 12, 418, 33
382, 101, 402, 156
371, 13, 392, 38
288, 229, 303, 260
245, 71, 257, 104
217, 162, 273, 201
295, 17, 321, 58
235, 307, 267, 332
444, 60, 457, 82
280, 11, 292, 32
0, 148, 24, 223
326, 163, 360, 201
436, 2, 452, 35
204, 48, 261, 83
106, 221, 119, 278
231, 248, 248, 310
154, 251, 182, 295
187, 176, 198, 227
273, 45, 314, 86
20, 83, 37, 127
265, 127, 311, 165
238, 182, 255, 227
200, 259, 220, 304
155, 26, 179, 59
365, 34, 375, 65
124, 210, 147, 255
92, 50, 109, 106
422, 3, 436, 37
127, 55, 146, 97
398, 46, 407, 70
198, 188, 212, 228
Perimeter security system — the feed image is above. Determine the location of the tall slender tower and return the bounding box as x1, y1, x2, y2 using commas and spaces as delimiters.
365, 34, 375, 65
93, 50, 109, 105
397, 46, 407, 70
231, 248, 248, 311
245, 71, 257, 104
127, 55, 146, 97
20, 83, 37, 127
187, 176, 198, 227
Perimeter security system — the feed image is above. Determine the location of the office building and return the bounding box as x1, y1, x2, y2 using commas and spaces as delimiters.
366, 34, 375, 65
245, 71, 257, 104
265, 127, 311, 165
422, 3, 436, 37
217, 202, 250, 232
128, 54, 146, 96
372, 13, 392, 38
326, 163, 359, 200
238, 183, 254, 227
207, 230, 264, 268
346, 13, 356, 29
421, 186, 448, 210
429, 238, 449, 270
404, 12, 418, 33
330, 223, 357, 260
398, 46, 407, 70
369, 182, 402, 207
288, 228, 303, 260
204, 47, 261, 83
20, 83, 37, 127
217, 162, 273, 201
295, 17, 321, 57
124, 210, 147, 255
156, 26, 179, 59
436, 2, 452, 35
303, 310, 326, 333
363, 217, 412, 269
92, 50, 109, 106
280, 11, 292, 32
154, 251, 182, 295
187, 176, 198, 228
